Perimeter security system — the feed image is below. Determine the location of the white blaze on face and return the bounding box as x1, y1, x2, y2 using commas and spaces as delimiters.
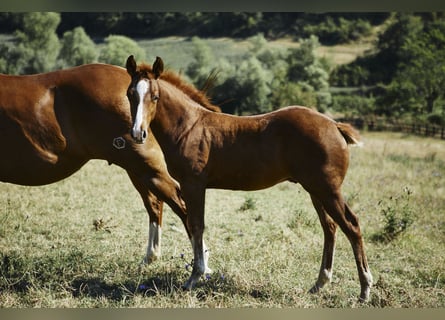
132, 79, 150, 141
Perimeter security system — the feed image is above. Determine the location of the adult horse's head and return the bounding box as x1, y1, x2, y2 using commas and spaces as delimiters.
125, 55, 163, 144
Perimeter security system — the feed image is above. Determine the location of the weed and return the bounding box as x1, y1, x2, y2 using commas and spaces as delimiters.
371, 186, 415, 243
238, 197, 256, 211
93, 217, 117, 233
287, 209, 315, 230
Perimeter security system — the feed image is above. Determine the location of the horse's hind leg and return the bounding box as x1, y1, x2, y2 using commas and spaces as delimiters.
312, 192, 373, 301
309, 195, 338, 294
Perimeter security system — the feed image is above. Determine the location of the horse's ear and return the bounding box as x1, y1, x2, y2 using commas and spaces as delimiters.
126, 55, 137, 76
153, 56, 164, 79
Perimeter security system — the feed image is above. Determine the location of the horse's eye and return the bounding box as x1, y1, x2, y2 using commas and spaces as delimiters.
152, 95, 159, 102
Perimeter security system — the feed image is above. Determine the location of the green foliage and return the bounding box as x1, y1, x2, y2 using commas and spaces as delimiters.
99, 35, 145, 67
331, 13, 445, 122
302, 16, 373, 45
186, 34, 330, 115
16, 12, 61, 74
59, 26, 98, 67
0, 12, 61, 74
238, 197, 256, 211
53, 13, 387, 43
331, 94, 376, 117
186, 36, 214, 90
286, 36, 331, 111
371, 187, 415, 243
380, 18, 445, 116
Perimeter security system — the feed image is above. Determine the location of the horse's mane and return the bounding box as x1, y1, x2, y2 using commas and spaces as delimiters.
138, 63, 221, 113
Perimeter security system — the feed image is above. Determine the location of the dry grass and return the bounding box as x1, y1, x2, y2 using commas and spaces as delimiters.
1, 132, 444, 307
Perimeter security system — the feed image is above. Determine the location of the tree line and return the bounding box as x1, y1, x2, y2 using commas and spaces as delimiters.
0, 12, 444, 125
331, 13, 445, 126
0, 13, 146, 74
0, 12, 385, 40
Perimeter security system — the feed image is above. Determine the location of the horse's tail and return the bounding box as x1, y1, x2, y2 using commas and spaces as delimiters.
336, 122, 363, 147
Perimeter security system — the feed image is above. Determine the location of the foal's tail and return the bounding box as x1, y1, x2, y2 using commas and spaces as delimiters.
336, 123, 363, 147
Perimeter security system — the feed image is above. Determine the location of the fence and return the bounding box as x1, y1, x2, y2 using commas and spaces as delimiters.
338, 118, 445, 140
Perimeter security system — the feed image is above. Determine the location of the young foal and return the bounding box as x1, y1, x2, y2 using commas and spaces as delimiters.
0, 63, 190, 265
126, 56, 373, 301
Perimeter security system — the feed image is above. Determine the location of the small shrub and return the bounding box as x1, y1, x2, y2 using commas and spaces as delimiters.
99, 35, 145, 66
371, 186, 415, 243
238, 197, 256, 211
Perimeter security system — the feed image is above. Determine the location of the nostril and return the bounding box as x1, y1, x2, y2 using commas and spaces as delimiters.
142, 130, 147, 140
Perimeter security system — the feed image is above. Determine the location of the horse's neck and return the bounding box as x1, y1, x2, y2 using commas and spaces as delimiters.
154, 83, 204, 144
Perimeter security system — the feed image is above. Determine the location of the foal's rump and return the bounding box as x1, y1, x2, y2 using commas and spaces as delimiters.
266, 106, 357, 190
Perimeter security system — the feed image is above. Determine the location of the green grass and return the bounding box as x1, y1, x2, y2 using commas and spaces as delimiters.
135, 36, 373, 72
1, 132, 444, 307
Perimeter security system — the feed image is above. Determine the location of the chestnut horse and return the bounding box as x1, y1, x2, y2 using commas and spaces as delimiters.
125, 55, 373, 301
0, 63, 190, 264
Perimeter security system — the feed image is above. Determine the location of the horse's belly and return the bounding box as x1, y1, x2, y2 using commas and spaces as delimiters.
207, 163, 289, 191
0, 157, 86, 186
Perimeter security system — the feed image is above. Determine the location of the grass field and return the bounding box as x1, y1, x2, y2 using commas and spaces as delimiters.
1, 132, 444, 307
135, 36, 373, 72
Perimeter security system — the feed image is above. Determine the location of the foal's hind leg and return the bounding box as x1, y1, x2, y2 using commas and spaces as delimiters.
309, 195, 338, 294
313, 192, 373, 301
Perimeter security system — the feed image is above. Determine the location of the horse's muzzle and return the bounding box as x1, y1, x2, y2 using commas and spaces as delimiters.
131, 128, 147, 144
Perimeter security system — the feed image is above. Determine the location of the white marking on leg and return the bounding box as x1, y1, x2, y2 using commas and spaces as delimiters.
318, 268, 333, 287
360, 269, 373, 301
203, 240, 212, 274
190, 237, 208, 275
144, 221, 161, 264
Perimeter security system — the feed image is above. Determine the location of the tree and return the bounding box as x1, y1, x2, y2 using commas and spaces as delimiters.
17, 12, 61, 74
375, 13, 424, 84
0, 12, 61, 74
186, 36, 214, 89
287, 36, 331, 111
59, 26, 98, 67
99, 35, 145, 66
379, 17, 445, 118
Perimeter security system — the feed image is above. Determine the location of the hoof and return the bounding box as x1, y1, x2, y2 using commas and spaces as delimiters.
143, 254, 158, 265
308, 284, 322, 294
358, 287, 371, 303
182, 279, 193, 291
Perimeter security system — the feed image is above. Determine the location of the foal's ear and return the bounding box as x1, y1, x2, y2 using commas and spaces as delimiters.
153, 56, 164, 79
126, 55, 137, 76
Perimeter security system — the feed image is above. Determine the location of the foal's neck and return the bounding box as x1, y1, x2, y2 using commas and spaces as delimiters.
154, 81, 205, 143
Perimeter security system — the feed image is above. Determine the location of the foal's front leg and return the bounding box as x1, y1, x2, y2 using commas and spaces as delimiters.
145, 194, 164, 263
182, 186, 210, 290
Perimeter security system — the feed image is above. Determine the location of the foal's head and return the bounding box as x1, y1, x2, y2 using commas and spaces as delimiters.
125, 55, 163, 144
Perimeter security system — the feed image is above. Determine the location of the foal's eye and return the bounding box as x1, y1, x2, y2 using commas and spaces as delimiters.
152, 95, 159, 102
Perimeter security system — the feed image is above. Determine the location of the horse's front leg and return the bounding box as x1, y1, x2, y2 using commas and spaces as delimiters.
144, 193, 164, 264
127, 172, 164, 264
182, 185, 210, 290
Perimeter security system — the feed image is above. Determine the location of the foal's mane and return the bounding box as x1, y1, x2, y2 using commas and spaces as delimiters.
138, 63, 221, 112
